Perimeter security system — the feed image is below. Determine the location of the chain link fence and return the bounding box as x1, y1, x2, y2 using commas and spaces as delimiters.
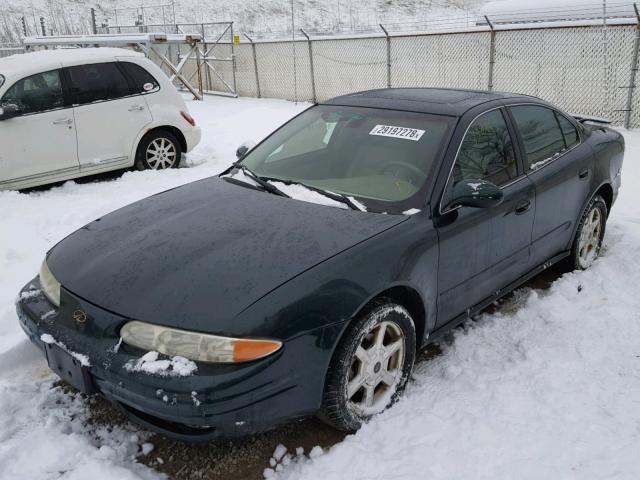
182, 21, 640, 127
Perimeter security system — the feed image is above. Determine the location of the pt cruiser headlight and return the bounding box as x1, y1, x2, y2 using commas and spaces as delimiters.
120, 320, 282, 363
39, 260, 61, 307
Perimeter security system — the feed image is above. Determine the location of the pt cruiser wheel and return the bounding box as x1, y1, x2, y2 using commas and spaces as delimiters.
571, 195, 607, 270
320, 301, 416, 431
135, 130, 182, 171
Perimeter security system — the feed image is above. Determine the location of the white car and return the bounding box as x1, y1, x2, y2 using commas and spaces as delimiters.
0, 47, 201, 190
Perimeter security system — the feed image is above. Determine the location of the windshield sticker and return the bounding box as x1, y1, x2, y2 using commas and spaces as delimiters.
369, 125, 425, 141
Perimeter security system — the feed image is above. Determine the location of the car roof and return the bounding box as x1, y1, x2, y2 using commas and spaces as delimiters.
322, 88, 541, 116
0, 47, 142, 79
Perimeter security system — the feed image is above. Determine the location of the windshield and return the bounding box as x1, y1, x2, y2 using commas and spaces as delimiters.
0, 75, 4, 89
238, 105, 454, 213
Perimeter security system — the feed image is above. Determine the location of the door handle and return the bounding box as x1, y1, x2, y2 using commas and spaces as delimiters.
578, 168, 590, 179
514, 199, 531, 215
128, 104, 145, 111
52, 118, 72, 125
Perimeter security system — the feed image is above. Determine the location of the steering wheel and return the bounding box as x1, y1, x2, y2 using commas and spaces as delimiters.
381, 161, 427, 186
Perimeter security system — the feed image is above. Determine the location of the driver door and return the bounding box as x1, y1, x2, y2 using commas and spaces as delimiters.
0, 69, 79, 187
435, 108, 535, 327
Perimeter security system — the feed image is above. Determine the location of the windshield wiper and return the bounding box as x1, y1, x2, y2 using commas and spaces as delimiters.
260, 177, 365, 211
229, 163, 290, 198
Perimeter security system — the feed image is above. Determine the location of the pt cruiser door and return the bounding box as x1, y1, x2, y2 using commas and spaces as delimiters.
64, 62, 152, 167
0, 69, 79, 187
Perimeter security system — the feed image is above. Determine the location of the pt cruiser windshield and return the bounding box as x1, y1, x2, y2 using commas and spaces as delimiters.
239, 105, 454, 213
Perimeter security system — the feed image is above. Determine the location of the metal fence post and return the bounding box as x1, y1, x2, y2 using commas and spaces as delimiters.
485, 15, 496, 91
202, 24, 212, 91
624, 3, 640, 129
90, 8, 98, 35
300, 29, 317, 103
230, 22, 238, 95
380, 24, 391, 88
244, 33, 261, 98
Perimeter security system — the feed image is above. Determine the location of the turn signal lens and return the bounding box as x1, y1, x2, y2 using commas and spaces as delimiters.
233, 339, 283, 363
120, 320, 282, 364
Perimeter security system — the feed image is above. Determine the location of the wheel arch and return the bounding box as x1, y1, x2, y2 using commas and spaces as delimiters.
569, 181, 612, 249
132, 125, 188, 165
351, 284, 429, 349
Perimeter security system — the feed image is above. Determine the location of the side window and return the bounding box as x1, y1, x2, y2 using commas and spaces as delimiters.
510, 105, 566, 170
555, 112, 579, 149
66, 62, 131, 106
453, 109, 517, 187
0, 70, 64, 115
119, 62, 160, 94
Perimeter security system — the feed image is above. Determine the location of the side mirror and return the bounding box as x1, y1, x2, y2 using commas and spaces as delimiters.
446, 178, 503, 210
0, 104, 19, 121
236, 145, 249, 159
235, 141, 255, 159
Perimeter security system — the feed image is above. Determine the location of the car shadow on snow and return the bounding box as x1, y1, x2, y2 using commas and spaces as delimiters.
74, 263, 565, 480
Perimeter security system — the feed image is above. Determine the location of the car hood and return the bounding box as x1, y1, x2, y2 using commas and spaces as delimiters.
47, 177, 407, 330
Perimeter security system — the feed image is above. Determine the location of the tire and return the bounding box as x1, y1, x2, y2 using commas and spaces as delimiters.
134, 130, 182, 171
319, 300, 416, 432
568, 194, 607, 270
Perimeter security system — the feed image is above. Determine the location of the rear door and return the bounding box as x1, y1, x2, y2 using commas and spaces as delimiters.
64, 62, 152, 167
0, 68, 78, 186
435, 108, 535, 326
507, 105, 593, 266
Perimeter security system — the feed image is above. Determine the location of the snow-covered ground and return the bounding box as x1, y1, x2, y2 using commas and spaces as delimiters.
1, 95, 640, 479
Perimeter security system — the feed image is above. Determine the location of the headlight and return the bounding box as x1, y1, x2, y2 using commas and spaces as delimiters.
39, 259, 61, 307
120, 320, 282, 364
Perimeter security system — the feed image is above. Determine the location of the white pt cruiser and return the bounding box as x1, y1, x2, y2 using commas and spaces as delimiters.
0, 47, 201, 190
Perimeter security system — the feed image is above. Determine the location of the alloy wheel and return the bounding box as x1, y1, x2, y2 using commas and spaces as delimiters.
578, 206, 602, 268
346, 320, 406, 417
146, 137, 177, 169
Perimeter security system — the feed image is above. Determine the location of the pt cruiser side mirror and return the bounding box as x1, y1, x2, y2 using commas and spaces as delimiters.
0, 104, 19, 121
446, 178, 504, 210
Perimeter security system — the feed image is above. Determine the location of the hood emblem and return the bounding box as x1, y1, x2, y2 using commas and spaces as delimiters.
72, 309, 88, 324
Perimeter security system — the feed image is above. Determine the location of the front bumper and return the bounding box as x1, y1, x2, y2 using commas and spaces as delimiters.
17, 278, 344, 442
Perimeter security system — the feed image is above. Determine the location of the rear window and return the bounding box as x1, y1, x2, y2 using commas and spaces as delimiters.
120, 62, 160, 94
0, 75, 4, 88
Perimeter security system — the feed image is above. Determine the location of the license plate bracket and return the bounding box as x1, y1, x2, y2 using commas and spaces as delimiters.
45, 343, 95, 395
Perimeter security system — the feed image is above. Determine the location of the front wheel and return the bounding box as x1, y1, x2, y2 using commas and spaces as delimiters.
319, 301, 416, 432
569, 194, 607, 270
134, 130, 182, 171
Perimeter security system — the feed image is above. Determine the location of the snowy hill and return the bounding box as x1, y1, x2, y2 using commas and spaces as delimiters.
2, 0, 481, 44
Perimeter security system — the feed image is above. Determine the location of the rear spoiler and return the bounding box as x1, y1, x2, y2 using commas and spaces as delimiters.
570, 113, 611, 126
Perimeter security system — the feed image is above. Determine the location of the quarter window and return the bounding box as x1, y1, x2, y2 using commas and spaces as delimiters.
453, 109, 517, 187
0, 70, 64, 115
556, 112, 579, 149
66, 62, 131, 105
119, 62, 160, 94
510, 105, 566, 170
